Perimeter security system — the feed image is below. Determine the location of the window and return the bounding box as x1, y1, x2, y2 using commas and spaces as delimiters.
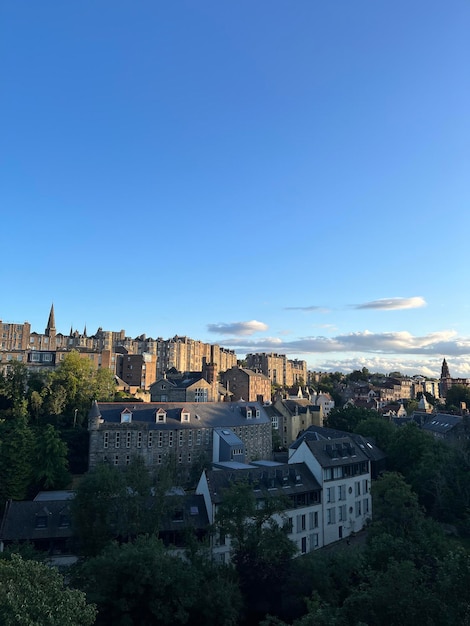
157, 454, 162, 465
285, 517, 293, 533
35, 515, 48, 529
115, 432, 120, 448
310, 533, 319, 549
338, 484, 346, 501
187, 452, 191, 463
179, 431, 184, 447
301, 536, 307, 554
59, 514, 70, 528
114, 455, 119, 466
126, 455, 131, 465
326, 487, 335, 503
327, 507, 336, 525
338, 504, 347, 522
169, 431, 173, 447
188, 431, 193, 446
137, 432, 142, 448
103, 432, 109, 449
178, 453, 183, 464
362, 479, 369, 494
309, 511, 318, 529
355, 481, 361, 497
363, 497, 370, 514
148, 432, 153, 448
126, 432, 131, 448
196, 430, 201, 446
355, 500, 362, 517
158, 432, 163, 447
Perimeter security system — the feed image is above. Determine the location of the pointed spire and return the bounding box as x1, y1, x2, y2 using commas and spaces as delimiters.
83, 324, 87, 337
69, 325, 73, 337
45, 303, 56, 336
441, 358, 450, 379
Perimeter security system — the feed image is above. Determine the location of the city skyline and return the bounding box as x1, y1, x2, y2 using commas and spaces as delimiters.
1, 2, 469, 378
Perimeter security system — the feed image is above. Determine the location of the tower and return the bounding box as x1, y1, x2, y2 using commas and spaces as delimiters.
439, 358, 451, 398
45, 304, 57, 350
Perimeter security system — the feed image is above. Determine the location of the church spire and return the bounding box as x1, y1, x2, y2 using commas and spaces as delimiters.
441, 358, 450, 379
45, 304, 56, 337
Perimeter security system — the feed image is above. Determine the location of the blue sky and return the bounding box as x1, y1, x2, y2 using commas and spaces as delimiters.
1, 1, 469, 378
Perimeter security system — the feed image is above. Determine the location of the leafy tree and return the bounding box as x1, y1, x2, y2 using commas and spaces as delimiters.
354, 415, 396, 451
216, 480, 296, 622
326, 406, 378, 432
0, 415, 34, 508
72, 536, 240, 626
0, 361, 29, 418
445, 384, 470, 411
32, 424, 71, 490
0, 554, 96, 626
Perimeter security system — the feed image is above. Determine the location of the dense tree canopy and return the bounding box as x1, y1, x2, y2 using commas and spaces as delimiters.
0, 554, 96, 626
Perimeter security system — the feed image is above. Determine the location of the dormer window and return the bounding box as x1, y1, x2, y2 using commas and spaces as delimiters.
246, 409, 252, 419
255, 409, 260, 418
156, 409, 167, 423
120, 409, 132, 423
181, 410, 190, 423
35, 513, 48, 529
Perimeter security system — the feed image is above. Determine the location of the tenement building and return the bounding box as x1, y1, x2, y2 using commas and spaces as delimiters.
88, 401, 273, 473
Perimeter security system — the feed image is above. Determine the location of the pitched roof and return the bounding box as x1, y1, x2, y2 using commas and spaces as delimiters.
422, 413, 462, 435
0, 499, 74, 542
90, 401, 271, 430
203, 462, 321, 505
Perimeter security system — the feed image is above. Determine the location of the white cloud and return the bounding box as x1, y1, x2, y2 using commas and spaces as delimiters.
207, 320, 268, 336
355, 297, 426, 310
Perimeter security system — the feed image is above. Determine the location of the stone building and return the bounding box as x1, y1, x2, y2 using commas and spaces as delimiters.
220, 366, 271, 403
245, 352, 307, 387
88, 401, 273, 474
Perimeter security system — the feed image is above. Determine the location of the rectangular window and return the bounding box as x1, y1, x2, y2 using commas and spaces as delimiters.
326, 487, 335, 503
114, 455, 119, 465
355, 500, 362, 517
137, 432, 142, 448
338, 504, 347, 522
333, 466, 343, 479
157, 454, 162, 465
126, 455, 130, 465
308, 511, 318, 529
362, 479, 369, 494
169, 431, 173, 447
196, 430, 201, 446
327, 507, 336, 525
355, 481, 361, 497
104, 432, 109, 449
179, 431, 184, 447
301, 536, 307, 554
188, 431, 193, 447
286, 517, 293, 533
158, 432, 163, 447
363, 497, 369, 514
338, 484, 346, 501
187, 452, 191, 463
310, 533, 319, 549
178, 453, 183, 464
126, 432, 131, 448
115, 432, 120, 448
148, 432, 153, 448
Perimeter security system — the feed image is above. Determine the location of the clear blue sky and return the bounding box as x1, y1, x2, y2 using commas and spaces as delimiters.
1, 1, 469, 377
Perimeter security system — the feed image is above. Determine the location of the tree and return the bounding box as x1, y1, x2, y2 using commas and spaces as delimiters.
445, 384, 470, 411
32, 424, 71, 490
0, 554, 96, 626
72, 536, 240, 626
216, 480, 296, 622
0, 415, 34, 508
326, 406, 378, 432
0, 361, 29, 419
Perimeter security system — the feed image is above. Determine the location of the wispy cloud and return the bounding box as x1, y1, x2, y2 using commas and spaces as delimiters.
284, 305, 329, 312
355, 297, 426, 310
207, 320, 268, 336
221, 329, 470, 356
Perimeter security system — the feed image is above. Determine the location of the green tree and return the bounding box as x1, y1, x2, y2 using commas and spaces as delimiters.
0, 361, 29, 419
216, 480, 296, 622
0, 416, 34, 508
32, 424, 71, 490
72, 536, 240, 626
0, 554, 96, 626
445, 384, 470, 411
326, 406, 378, 432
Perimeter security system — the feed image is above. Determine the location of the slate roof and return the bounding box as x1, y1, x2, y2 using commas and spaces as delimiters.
91, 401, 271, 430
294, 425, 386, 464
292, 435, 371, 468
422, 413, 462, 435
203, 462, 321, 505
0, 499, 74, 542
159, 494, 209, 531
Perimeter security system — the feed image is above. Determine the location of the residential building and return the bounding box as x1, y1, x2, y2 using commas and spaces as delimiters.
273, 398, 323, 448
220, 366, 271, 403
150, 374, 214, 403
88, 401, 273, 474
245, 353, 307, 387
289, 435, 372, 543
